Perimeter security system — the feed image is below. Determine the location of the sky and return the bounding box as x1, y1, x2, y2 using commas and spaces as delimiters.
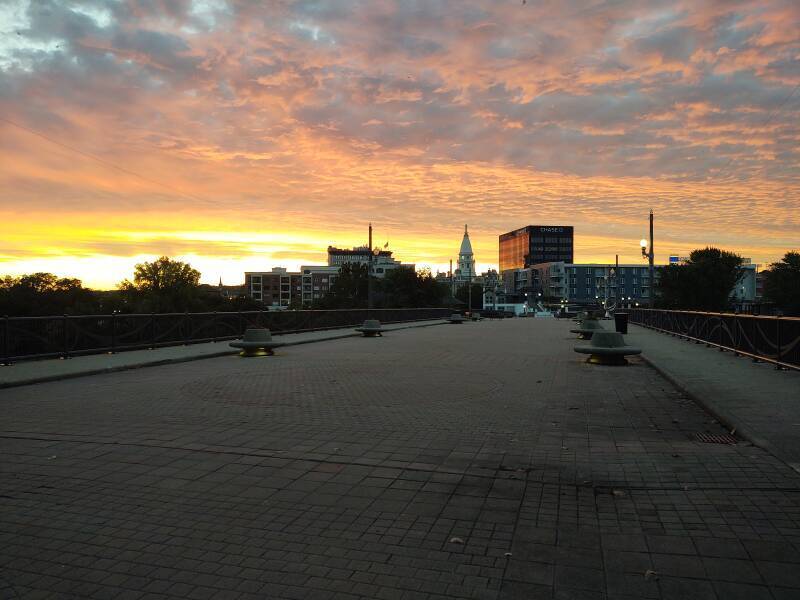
1, 0, 798, 289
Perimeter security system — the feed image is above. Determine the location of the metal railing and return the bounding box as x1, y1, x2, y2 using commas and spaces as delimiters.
1, 308, 451, 364
628, 309, 800, 371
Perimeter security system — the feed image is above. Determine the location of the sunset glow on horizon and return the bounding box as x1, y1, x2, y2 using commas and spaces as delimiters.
1, 0, 798, 289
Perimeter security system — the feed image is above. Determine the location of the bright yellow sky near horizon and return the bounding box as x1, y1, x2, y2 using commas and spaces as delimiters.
1, 1, 798, 289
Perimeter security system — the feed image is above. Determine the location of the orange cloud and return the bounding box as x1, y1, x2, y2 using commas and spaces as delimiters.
0, 1, 797, 289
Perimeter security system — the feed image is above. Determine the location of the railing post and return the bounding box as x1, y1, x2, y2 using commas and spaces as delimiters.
150, 313, 156, 349
61, 314, 69, 359
184, 311, 190, 345
212, 311, 218, 343
110, 312, 116, 354
2, 315, 10, 366
238, 310, 243, 335
733, 315, 739, 356
776, 316, 783, 370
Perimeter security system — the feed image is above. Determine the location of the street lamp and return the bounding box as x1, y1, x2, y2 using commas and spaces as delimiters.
640, 210, 655, 307
367, 223, 380, 313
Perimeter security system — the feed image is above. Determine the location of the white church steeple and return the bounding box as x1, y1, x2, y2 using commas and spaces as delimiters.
457, 224, 476, 279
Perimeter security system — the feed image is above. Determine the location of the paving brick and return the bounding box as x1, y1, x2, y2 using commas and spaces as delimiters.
3, 319, 800, 599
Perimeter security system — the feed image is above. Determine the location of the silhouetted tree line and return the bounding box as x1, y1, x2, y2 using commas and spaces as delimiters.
6, 251, 796, 317
656, 248, 800, 315
0, 257, 260, 317
656, 247, 744, 311
313, 264, 451, 309
763, 252, 800, 316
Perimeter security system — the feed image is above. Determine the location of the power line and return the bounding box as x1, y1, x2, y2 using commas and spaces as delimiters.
0, 116, 214, 206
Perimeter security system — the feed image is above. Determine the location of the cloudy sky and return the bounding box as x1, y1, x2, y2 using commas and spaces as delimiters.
1, 0, 798, 288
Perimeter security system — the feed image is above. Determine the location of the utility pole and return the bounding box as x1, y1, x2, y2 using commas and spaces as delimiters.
648, 209, 654, 308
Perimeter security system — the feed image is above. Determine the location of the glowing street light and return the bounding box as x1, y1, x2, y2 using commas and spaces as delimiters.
639, 210, 655, 307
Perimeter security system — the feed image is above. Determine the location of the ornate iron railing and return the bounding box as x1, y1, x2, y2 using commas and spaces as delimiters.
1, 308, 450, 364
628, 309, 800, 371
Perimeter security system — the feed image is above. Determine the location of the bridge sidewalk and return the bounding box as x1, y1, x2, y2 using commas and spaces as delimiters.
629, 323, 800, 471
0, 319, 447, 389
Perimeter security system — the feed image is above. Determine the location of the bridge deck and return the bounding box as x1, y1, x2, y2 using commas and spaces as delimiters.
2, 318, 800, 599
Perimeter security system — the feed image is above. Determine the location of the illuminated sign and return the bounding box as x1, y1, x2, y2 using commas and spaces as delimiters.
538, 227, 565, 233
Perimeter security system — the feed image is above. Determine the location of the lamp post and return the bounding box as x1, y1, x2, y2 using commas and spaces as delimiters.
368, 223, 373, 313
640, 209, 655, 307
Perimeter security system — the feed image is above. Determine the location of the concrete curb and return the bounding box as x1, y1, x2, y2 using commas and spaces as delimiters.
0, 319, 448, 390
638, 336, 800, 474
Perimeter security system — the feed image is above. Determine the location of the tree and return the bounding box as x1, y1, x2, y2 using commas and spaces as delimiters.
657, 247, 743, 311
377, 267, 448, 308
314, 265, 449, 309
119, 256, 202, 313
763, 251, 800, 315
0, 273, 97, 316
316, 263, 369, 309
455, 283, 484, 310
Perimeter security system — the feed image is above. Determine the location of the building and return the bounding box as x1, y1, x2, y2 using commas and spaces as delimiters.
436, 226, 482, 292
731, 263, 759, 309
453, 225, 477, 286
300, 265, 339, 305
499, 225, 574, 272
502, 262, 662, 307
501, 267, 541, 297
756, 269, 766, 300
245, 268, 300, 307
245, 265, 339, 307
327, 246, 413, 277
328, 246, 391, 267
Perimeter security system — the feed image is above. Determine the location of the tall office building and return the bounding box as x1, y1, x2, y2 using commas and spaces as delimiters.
499, 225, 574, 271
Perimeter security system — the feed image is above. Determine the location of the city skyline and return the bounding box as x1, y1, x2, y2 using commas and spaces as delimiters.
1, 1, 798, 289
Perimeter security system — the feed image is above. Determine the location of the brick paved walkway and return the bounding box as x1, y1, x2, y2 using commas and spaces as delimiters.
627, 324, 800, 472
0, 320, 447, 389
2, 319, 800, 599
